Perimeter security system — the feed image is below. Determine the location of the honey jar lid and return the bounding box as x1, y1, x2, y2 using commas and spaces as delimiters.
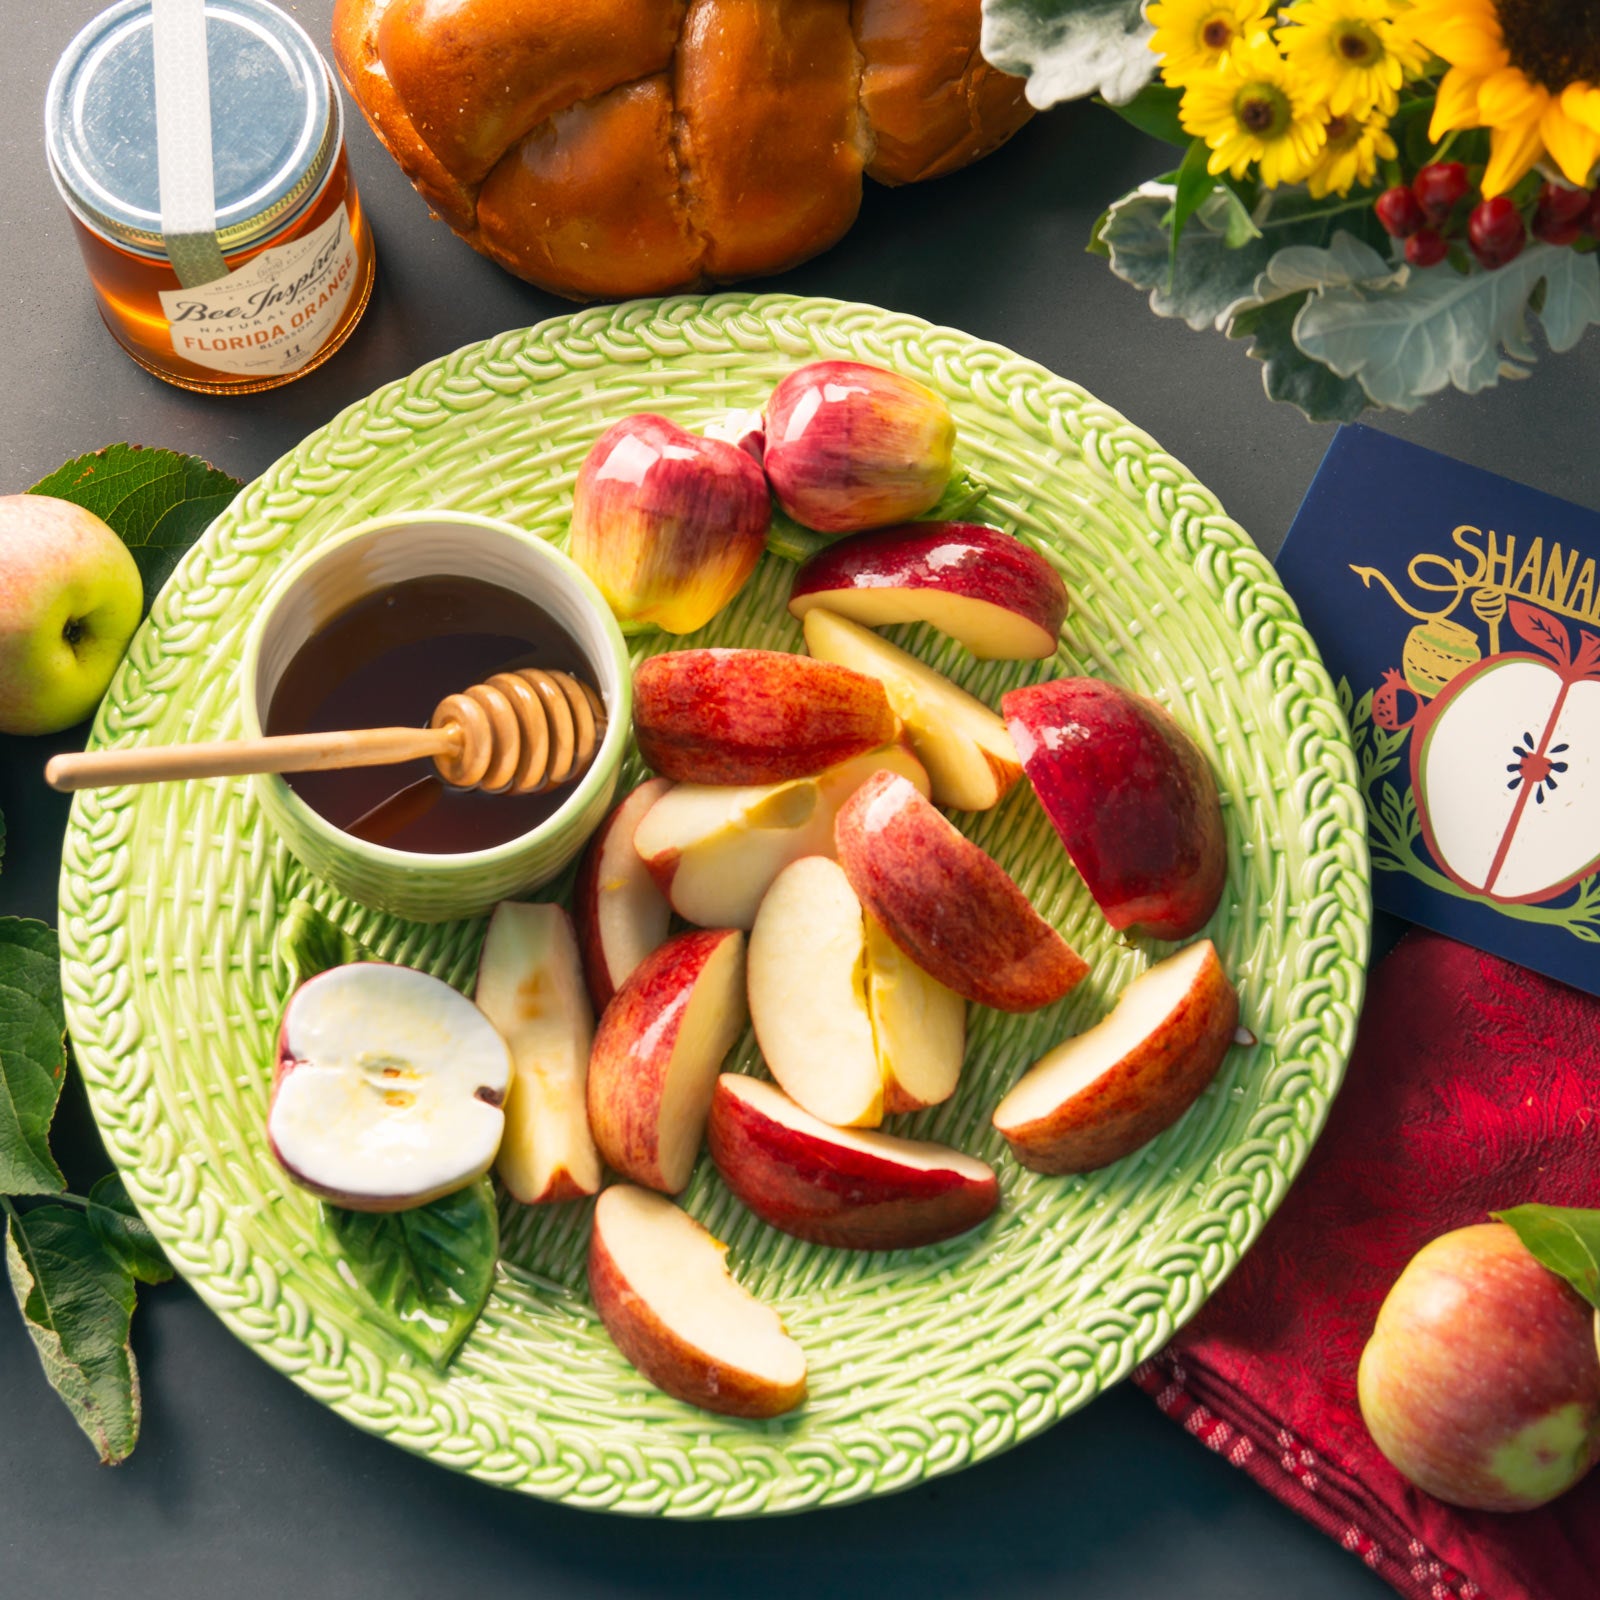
45, 0, 340, 260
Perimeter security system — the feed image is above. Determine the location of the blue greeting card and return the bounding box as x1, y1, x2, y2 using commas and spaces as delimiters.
1278, 425, 1600, 996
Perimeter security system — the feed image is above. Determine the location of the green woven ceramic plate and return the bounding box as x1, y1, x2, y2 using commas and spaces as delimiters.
59, 294, 1368, 1516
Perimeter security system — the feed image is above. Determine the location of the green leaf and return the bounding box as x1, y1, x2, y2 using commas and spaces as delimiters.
275, 900, 375, 997
322, 1179, 499, 1369
1494, 1205, 1600, 1311
1100, 82, 1186, 146
923, 465, 991, 522
981, 0, 1156, 108
29, 445, 242, 610
86, 1174, 173, 1286
0, 919, 67, 1196
1170, 140, 1218, 281
764, 505, 833, 563
6, 1202, 140, 1463
1295, 244, 1600, 412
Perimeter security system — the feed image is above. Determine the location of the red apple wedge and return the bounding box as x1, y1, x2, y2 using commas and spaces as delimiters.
789, 523, 1068, 660
992, 940, 1238, 1174
835, 771, 1087, 1013
588, 1184, 807, 1418
586, 928, 748, 1193
708, 1075, 997, 1249
1002, 678, 1227, 939
632, 742, 929, 930
572, 777, 674, 1010
802, 608, 1021, 811
474, 902, 600, 1204
633, 648, 896, 784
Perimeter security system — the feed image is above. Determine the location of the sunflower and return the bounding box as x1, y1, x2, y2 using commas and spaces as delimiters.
1147, 0, 1275, 84
1277, 0, 1429, 118
1306, 110, 1400, 195
1180, 35, 1330, 185
1409, 0, 1600, 194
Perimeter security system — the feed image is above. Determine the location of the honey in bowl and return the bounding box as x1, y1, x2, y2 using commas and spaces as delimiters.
265, 574, 597, 854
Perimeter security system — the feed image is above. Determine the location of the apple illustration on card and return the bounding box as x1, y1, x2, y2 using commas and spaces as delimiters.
1278, 426, 1600, 996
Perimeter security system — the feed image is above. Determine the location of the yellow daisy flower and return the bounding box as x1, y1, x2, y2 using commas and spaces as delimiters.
1307, 110, 1400, 196
1147, 0, 1275, 85
1409, 0, 1600, 194
1180, 35, 1330, 186
1277, 0, 1430, 118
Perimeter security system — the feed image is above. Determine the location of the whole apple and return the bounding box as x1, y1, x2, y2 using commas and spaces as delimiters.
1358, 1222, 1600, 1511
0, 495, 142, 736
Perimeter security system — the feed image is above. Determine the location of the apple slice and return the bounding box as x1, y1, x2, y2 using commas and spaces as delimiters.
269, 963, 510, 1212
632, 648, 896, 784
992, 940, 1238, 1174
835, 770, 1088, 1013
1002, 678, 1227, 940
632, 742, 929, 930
708, 1075, 998, 1249
789, 523, 1068, 660
588, 1184, 807, 1417
586, 928, 748, 1193
473, 902, 600, 1205
572, 777, 674, 1010
747, 855, 883, 1128
865, 912, 965, 1113
802, 607, 1021, 811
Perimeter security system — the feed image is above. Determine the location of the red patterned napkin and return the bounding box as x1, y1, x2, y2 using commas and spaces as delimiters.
1133, 929, 1600, 1600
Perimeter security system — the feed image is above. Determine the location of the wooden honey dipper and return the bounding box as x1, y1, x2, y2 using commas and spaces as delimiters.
44, 668, 607, 796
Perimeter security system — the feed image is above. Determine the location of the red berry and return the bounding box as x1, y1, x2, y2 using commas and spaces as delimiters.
1468, 196, 1526, 267
1534, 214, 1584, 246
1413, 162, 1469, 223
1405, 228, 1449, 267
1376, 185, 1426, 238
1588, 189, 1600, 238
1534, 181, 1591, 244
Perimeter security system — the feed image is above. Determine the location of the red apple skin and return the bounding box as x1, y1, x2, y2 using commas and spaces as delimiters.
572, 777, 674, 1011
585, 928, 746, 1193
1358, 1223, 1600, 1512
707, 1077, 998, 1249
834, 770, 1088, 1012
763, 362, 955, 534
633, 648, 897, 784
1002, 678, 1227, 940
788, 523, 1068, 659
568, 414, 771, 635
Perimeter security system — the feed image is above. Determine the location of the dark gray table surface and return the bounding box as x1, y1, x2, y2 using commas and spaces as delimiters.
4, 6, 1597, 1597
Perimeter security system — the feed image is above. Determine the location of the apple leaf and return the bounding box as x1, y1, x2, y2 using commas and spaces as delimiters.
86, 1174, 173, 1287
29, 444, 242, 611
981, 0, 1156, 108
322, 1178, 499, 1370
1495, 1205, 1600, 1311
0, 919, 68, 1196
1508, 599, 1574, 668
5, 1201, 141, 1464
275, 900, 375, 997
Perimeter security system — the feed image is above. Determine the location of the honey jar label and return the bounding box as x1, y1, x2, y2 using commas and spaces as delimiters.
158, 205, 360, 377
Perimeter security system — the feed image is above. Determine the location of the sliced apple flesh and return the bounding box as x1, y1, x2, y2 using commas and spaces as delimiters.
473, 902, 600, 1205
864, 912, 965, 1113
588, 1184, 807, 1418
992, 940, 1239, 1174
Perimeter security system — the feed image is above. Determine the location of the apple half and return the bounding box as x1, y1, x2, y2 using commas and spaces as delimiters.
789, 522, 1068, 660
473, 902, 600, 1205
835, 770, 1088, 1013
269, 962, 510, 1212
632, 742, 930, 931
708, 1075, 998, 1250
588, 1183, 807, 1418
991, 939, 1238, 1174
586, 928, 748, 1193
802, 607, 1021, 811
572, 776, 674, 1011
632, 647, 896, 785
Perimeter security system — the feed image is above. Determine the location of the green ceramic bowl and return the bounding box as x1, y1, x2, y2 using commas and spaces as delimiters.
240, 511, 632, 923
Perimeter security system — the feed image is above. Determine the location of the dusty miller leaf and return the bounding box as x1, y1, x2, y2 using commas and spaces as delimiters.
6, 1203, 140, 1464
87, 1174, 173, 1286
981, 0, 1155, 108
29, 444, 242, 611
0, 919, 67, 1195
1295, 244, 1600, 411
1494, 1204, 1600, 1311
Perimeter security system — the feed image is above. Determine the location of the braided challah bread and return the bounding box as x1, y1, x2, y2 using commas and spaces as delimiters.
331, 0, 1033, 301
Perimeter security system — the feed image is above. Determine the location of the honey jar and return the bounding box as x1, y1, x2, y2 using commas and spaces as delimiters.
45, 0, 375, 394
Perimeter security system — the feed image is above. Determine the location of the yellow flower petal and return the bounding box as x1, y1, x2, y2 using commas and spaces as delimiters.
1478, 67, 1548, 127
1407, 9, 1507, 74
1430, 65, 1487, 139
1561, 83, 1600, 136
1482, 114, 1546, 195
1540, 102, 1600, 188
